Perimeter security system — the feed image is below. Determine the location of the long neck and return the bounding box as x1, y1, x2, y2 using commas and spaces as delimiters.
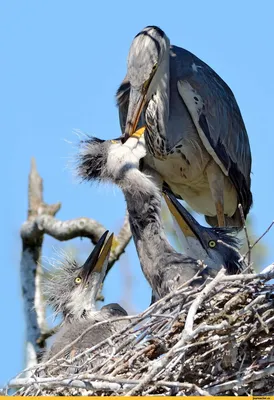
123, 167, 173, 288
145, 46, 170, 155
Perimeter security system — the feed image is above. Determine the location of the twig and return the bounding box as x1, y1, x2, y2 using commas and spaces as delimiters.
126, 270, 227, 396
8, 374, 211, 393
220, 266, 274, 283
240, 220, 274, 262
183, 268, 226, 337
250, 220, 274, 251
238, 203, 251, 265
207, 365, 274, 395
34, 215, 106, 243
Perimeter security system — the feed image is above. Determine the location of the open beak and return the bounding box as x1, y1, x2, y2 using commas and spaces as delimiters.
123, 87, 147, 142
163, 190, 207, 250
81, 230, 114, 284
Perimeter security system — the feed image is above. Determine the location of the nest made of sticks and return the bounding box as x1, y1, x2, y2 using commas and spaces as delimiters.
7, 266, 274, 396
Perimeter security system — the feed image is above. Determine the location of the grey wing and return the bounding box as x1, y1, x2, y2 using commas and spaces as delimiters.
175, 48, 252, 216
116, 77, 130, 133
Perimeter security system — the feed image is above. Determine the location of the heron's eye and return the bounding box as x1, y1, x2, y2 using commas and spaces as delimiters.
152, 63, 157, 72
208, 240, 216, 248
75, 277, 82, 284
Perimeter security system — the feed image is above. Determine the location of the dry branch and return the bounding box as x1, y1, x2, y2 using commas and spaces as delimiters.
20, 158, 61, 369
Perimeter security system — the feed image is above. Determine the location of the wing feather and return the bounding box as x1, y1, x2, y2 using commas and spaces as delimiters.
176, 50, 252, 216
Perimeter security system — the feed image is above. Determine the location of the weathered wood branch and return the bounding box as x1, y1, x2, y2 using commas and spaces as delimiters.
22, 215, 106, 243
23, 206, 132, 282
20, 158, 61, 369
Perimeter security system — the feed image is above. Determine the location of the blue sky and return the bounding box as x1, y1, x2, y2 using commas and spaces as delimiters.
1, 0, 274, 387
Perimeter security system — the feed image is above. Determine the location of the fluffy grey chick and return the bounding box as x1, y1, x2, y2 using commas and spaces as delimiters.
42, 231, 128, 374
77, 135, 244, 301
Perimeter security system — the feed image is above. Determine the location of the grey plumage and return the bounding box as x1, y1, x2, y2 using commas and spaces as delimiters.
43, 304, 128, 372
42, 231, 128, 373
116, 26, 252, 227
77, 135, 244, 300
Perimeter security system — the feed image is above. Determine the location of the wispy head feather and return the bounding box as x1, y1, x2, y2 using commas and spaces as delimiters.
43, 254, 82, 319
208, 226, 242, 250
77, 137, 111, 183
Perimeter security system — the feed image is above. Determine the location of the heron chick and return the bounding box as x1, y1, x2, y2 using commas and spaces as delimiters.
77, 134, 244, 300
42, 231, 128, 370
117, 26, 252, 227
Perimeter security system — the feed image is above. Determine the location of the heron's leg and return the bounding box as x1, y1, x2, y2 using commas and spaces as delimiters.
206, 161, 225, 227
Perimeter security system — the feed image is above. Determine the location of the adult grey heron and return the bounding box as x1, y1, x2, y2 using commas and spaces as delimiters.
77, 135, 244, 300
42, 231, 128, 369
117, 26, 252, 227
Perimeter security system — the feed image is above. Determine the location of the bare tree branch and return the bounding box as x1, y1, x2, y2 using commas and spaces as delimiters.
24, 207, 132, 281
238, 203, 251, 265
20, 158, 61, 369
24, 215, 106, 243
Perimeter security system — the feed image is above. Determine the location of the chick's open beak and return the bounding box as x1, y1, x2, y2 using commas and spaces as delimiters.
81, 231, 114, 283
163, 190, 207, 252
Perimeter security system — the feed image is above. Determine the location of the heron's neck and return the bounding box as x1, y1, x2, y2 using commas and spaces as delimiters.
123, 168, 174, 287
145, 48, 170, 154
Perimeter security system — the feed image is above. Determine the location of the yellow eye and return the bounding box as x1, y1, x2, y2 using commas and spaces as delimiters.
152, 63, 157, 71
208, 240, 216, 248
75, 277, 82, 284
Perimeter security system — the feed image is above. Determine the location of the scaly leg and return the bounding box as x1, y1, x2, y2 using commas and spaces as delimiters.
206, 161, 225, 227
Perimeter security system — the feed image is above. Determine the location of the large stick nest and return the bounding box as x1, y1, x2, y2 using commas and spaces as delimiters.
8, 267, 274, 396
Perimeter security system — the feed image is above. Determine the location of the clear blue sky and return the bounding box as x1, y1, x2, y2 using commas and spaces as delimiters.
1, 0, 274, 387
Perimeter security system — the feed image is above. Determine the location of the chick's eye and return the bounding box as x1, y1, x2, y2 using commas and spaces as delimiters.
75, 277, 82, 284
208, 240, 216, 248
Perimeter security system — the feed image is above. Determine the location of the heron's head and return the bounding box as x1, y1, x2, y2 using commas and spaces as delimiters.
164, 192, 244, 274
123, 26, 170, 140
44, 231, 113, 321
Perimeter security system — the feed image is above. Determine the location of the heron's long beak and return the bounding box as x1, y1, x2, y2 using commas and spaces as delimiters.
123, 87, 147, 142
163, 191, 207, 250
81, 231, 114, 284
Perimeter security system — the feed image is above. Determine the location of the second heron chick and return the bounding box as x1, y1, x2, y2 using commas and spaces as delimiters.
42, 231, 128, 371
78, 135, 244, 300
